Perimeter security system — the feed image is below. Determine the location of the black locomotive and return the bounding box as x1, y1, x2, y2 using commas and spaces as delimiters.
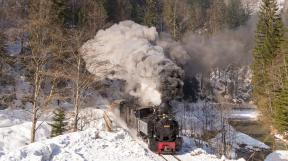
119, 101, 182, 154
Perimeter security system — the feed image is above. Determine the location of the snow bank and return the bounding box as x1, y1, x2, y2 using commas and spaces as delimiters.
234, 132, 270, 150
0, 127, 246, 161
80, 21, 184, 106
265, 150, 288, 161
0, 128, 159, 161
0, 109, 51, 157
0, 122, 50, 156
0, 109, 31, 127
0, 107, 247, 161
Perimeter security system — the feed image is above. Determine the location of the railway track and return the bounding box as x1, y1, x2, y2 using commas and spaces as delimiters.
159, 154, 181, 161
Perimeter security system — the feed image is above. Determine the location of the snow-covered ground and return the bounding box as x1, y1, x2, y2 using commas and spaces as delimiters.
265, 150, 288, 161
228, 108, 259, 121
0, 109, 51, 157
0, 108, 250, 161
234, 132, 270, 150
0, 128, 160, 161
0, 126, 249, 161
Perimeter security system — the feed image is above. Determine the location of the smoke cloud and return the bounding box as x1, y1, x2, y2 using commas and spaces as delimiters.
158, 16, 257, 76
80, 21, 184, 106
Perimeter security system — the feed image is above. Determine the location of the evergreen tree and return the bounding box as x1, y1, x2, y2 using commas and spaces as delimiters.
104, 0, 132, 22
50, 108, 67, 137
51, 0, 69, 25
0, 32, 4, 56
274, 79, 288, 133
272, 30, 288, 134
130, 0, 145, 24
79, 0, 107, 35
186, 0, 212, 31
144, 0, 159, 27
252, 0, 284, 125
0, 31, 5, 76
208, 0, 226, 33
51, 0, 82, 27
183, 77, 200, 102
226, 0, 250, 29
163, 0, 181, 39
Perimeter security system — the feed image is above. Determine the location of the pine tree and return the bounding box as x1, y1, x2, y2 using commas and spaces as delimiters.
183, 77, 200, 102
144, 0, 159, 27
186, 0, 212, 31
226, 0, 250, 29
208, 0, 226, 33
274, 79, 288, 133
252, 0, 284, 119
50, 108, 67, 137
130, 0, 145, 24
104, 0, 132, 22
272, 30, 288, 134
0, 31, 5, 76
51, 0, 69, 25
163, 0, 181, 39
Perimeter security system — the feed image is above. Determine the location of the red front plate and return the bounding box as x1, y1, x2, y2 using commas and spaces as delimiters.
157, 142, 176, 154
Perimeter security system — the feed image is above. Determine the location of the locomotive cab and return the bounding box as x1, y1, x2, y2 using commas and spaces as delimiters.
119, 100, 182, 154
134, 104, 183, 154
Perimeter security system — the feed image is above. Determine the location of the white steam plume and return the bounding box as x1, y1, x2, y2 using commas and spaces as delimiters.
80, 21, 184, 106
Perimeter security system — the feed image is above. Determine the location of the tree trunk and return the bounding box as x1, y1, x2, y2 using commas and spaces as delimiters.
31, 110, 37, 143
173, 0, 177, 39
73, 57, 81, 132
31, 66, 40, 143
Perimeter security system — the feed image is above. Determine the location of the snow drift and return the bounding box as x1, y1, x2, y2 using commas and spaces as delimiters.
0, 127, 247, 161
265, 150, 288, 161
0, 109, 50, 157
80, 21, 184, 106
0, 107, 247, 161
0, 128, 160, 161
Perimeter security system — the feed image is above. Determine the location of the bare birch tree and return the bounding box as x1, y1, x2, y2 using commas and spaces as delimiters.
24, 0, 64, 142
55, 30, 95, 132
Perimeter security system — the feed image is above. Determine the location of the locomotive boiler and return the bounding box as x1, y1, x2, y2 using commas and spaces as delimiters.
119, 101, 182, 154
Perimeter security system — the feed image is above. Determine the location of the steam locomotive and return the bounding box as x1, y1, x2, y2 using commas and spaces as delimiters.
119, 101, 182, 154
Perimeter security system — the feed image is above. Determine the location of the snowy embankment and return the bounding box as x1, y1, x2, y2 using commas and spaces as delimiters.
265, 150, 288, 161
0, 128, 160, 161
0, 127, 246, 161
0, 108, 248, 161
0, 109, 50, 157
233, 132, 270, 150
